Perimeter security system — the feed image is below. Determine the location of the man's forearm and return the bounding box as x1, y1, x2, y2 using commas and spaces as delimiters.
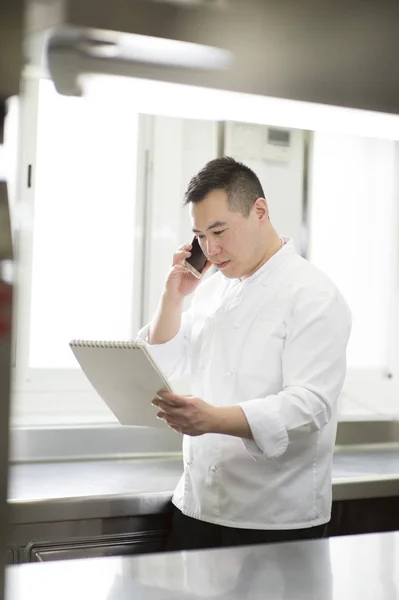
212, 405, 253, 440
148, 292, 184, 345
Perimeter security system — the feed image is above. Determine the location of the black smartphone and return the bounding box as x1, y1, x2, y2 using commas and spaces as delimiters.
183, 236, 208, 279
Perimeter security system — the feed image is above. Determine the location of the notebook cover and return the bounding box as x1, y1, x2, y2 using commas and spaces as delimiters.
70, 341, 172, 428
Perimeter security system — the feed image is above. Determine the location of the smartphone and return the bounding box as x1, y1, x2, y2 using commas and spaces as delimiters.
183, 236, 208, 279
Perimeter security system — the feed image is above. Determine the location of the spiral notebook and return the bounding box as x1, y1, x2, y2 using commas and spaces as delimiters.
69, 340, 172, 428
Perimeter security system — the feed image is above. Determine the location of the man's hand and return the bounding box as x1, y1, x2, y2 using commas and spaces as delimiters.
165, 243, 212, 303
152, 392, 217, 436
148, 243, 211, 345
152, 391, 253, 440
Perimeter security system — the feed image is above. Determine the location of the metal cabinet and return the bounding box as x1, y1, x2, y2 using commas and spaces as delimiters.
9, 495, 399, 563
28, 531, 165, 562
9, 512, 172, 564
328, 496, 399, 537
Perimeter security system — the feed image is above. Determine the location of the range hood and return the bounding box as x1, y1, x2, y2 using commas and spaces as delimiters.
26, 0, 399, 114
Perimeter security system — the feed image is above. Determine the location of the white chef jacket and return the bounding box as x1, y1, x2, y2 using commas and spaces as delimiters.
138, 237, 352, 529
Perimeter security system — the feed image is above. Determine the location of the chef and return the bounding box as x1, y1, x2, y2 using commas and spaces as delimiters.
138, 156, 351, 550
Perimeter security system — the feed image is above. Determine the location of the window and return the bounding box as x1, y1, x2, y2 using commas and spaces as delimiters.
12, 79, 141, 425
30, 80, 139, 368
11, 75, 399, 427
309, 133, 399, 416
309, 133, 397, 370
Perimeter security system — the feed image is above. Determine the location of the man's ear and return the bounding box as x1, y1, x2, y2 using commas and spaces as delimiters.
253, 197, 269, 222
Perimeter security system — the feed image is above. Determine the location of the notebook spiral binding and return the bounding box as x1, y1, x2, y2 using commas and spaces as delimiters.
69, 340, 142, 349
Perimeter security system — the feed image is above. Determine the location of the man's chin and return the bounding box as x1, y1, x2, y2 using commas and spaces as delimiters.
217, 261, 237, 278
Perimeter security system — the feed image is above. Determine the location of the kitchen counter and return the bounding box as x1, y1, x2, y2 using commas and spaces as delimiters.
332, 445, 399, 501
5, 530, 399, 599
8, 456, 183, 524
8, 446, 399, 524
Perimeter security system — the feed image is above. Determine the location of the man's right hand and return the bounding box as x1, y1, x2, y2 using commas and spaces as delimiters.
148, 243, 211, 345
164, 243, 211, 302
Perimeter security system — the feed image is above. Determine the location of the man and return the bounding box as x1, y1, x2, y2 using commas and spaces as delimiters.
138, 156, 351, 550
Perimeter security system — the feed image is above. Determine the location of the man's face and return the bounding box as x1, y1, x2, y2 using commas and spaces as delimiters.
190, 189, 267, 280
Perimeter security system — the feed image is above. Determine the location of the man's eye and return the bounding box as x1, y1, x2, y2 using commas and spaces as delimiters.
213, 230, 225, 236
197, 234, 205, 240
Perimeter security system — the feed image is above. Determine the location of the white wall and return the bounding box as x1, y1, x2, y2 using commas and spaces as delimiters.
142, 115, 218, 325
224, 122, 305, 250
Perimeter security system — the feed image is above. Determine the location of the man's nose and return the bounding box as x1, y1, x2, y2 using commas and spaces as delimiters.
206, 238, 221, 256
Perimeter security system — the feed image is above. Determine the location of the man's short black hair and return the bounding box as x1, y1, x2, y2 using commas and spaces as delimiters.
184, 156, 265, 217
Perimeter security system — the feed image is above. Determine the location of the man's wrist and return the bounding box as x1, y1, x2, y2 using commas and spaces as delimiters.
161, 291, 184, 310
210, 405, 252, 440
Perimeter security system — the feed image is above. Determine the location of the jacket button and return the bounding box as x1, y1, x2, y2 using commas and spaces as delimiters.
210, 466, 217, 472
225, 371, 233, 377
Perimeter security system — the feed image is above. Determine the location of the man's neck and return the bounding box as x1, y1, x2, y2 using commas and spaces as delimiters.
240, 232, 283, 281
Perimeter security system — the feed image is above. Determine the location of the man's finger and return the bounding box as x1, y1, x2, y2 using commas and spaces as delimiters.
178, 243, 192, 251
172, 249, 191, 266
157, 412, 183, 428
173, 264, 191, 274
153, 400, 179, 414
156, 391, 187, 407
153, 400, 188, 420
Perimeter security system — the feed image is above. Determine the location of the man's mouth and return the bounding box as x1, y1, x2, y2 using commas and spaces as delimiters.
215, 260, 230, 269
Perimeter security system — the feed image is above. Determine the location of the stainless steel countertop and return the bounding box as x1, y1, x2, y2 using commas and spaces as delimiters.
8, 456, 184, 524
8, 447, 399, 524
5, 530, 399, 599
332, 445, 399, 500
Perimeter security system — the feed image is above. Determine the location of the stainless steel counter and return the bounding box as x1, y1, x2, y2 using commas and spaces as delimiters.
5, 530, 399, 599
7, 446, 399, 525
8, 456, 183, 524
332, 445, 399, 501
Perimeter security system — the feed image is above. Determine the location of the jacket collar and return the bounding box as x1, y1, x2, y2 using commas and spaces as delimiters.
240, 236, 296, 286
